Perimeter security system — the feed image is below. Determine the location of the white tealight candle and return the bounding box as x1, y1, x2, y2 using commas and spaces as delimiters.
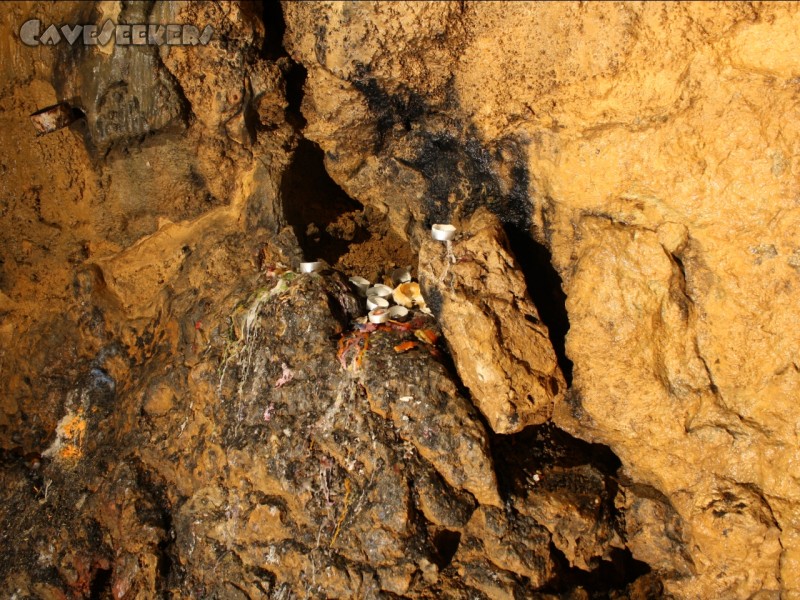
300, 261, 323, 273
431, 224, 457, 241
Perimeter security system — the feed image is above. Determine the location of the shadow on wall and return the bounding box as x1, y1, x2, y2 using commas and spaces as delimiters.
505, 225, 574, 384
397, 120, 574, 383
280, 139, 368, 264
345, 58, 577, 381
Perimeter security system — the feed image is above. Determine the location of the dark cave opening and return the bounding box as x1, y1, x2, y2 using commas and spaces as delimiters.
261, 0, 286, 61
262, 0, 307, 129
489, 422, 622, 512
88, 566, 112, 599
505, 224, 574, 385
268, 0, 367, 266
487, 422, 655, 595
283, 56, 308, 130
547, 545, 656, 598
280, 139, 369, 265
431, 529, 462, 569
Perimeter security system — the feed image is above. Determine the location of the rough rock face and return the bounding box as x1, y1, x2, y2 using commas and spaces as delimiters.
282, 2, 800, 598
3, 0, 798, 598
418, 208, 565, 434
0, 1, 655, 598
1, 263, 638, 597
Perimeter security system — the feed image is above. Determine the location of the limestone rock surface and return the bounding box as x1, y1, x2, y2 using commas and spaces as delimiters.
418, 208, 565, 434
0, 3, 641, 596
4, 0, 800, 597
282, 2, 800, 597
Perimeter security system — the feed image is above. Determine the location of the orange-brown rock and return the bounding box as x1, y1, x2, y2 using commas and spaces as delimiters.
283, 2, 800, 597
5, 0, 800, 598
419, 208, 565, 434
453, 505, 554, 598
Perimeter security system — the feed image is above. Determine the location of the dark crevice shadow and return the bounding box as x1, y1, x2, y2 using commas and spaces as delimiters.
283, 59, 308, 129
88, 566, 112, 599
489, 423, 655, 595
262, 0, 307, 129
489, 423, 621, 501
544, 544, 656, 597
431, 529, 461, 568
261, 0, 286, 60
504, 224, 574, 385
280, 139, 368, 264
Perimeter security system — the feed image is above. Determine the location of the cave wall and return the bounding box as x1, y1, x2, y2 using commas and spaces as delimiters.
1, 1, 800, 598
0, 0, 296, 448
281, 2, 800, 598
